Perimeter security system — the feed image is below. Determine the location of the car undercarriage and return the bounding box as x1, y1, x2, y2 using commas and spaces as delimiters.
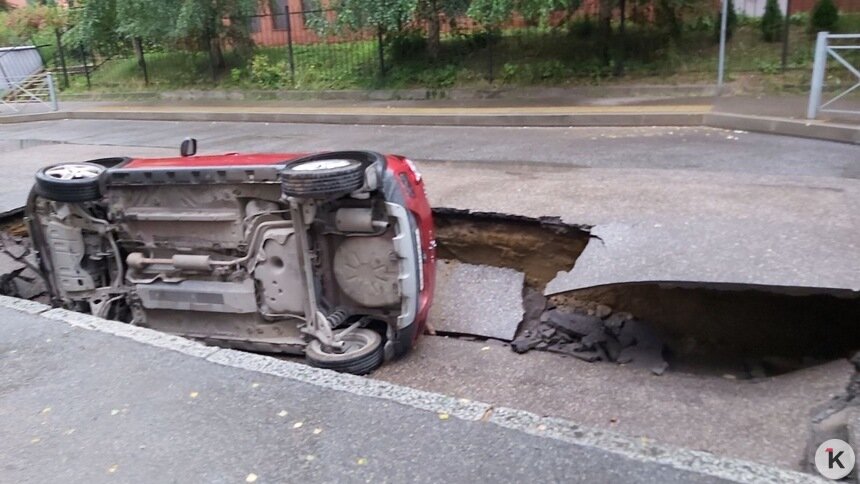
26, 149, 435, 374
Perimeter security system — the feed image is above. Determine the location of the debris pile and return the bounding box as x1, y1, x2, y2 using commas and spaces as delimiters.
0, 232, 49, 303
511, 306, 669, 375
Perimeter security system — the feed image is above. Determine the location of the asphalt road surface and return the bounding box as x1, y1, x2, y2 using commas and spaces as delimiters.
0, 307, 744, 484
0, 119, 857, 291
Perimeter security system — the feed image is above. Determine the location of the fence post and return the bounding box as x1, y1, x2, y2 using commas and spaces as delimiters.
54, 28, 69, 89
807, 31, 829, 119
285, 5, 296, 86
46, 73, 58, 111
79, 44, 91, 90
377, 28, 386, 79
717, 0, 729, 92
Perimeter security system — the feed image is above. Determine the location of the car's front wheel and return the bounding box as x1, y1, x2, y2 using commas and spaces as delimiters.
305, 328, 384, 375
35, 162, 105, 202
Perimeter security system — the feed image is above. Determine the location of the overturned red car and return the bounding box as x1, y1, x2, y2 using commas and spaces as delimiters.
26, 144, 436, 374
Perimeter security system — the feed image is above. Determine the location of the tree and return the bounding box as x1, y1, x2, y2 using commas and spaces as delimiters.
416, 0, 469, 60
760, 0, 782, 42
0, 1, 10, 12
175, 0, 259, 72
810, 0, 838, 33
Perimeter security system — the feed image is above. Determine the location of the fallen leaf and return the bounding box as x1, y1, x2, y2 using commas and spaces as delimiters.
30, 437, 40, 444
438, 412, 449, 420
312, 428, 322, 435
41, 407, 51, 414
107, 465, 118, 474
305, 455, 316, 461
245, 473, 258, 483
189, 392, 199, 399
277, 410, 288, 418
480, 346, 490, 351
293, 422, 303, 429
356, 457, 368, 465
251, 383, 260, 389
110, 409, 120, 416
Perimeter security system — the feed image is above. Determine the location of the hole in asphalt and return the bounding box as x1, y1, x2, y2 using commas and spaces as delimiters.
2, 208, 858, 379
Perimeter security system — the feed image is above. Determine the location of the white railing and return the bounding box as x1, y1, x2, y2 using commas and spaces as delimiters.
0, 72, 58, 114
807, 32, 860, 119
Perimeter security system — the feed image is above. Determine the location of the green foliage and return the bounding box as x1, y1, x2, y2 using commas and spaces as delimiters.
249, 53, 290, 87
387, 29, 427, 62
568, 15, 594, 39
331, 0, 415, 32
466, 0, 514, 26
810, 0, 839, 33
712, 0, 737, 41
760, 0, 783, 42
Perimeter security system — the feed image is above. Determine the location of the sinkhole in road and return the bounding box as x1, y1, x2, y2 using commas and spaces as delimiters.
431, 209, 860, 378
1, 208, 858, 378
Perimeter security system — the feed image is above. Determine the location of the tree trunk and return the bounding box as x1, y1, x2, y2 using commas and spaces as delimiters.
132, 37, 149, 85
209, 36, 225, 70
427, 16, 441, 60
598, 0, 612, 66
426, 0, 441, 60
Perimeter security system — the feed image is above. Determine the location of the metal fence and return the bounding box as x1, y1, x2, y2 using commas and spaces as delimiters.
0, 72, 59, 114
807, 32, 860, 118
35, 6, 860, 93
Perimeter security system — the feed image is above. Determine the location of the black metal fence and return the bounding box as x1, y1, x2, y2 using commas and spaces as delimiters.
40, 6, 853, 92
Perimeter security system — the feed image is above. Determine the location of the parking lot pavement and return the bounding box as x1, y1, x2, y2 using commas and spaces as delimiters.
0, 305, 814, 484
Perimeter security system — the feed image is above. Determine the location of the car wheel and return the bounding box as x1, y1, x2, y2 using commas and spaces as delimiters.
281, 158, 364, 199
35, 162, 105, 202
305, 328, 384, 375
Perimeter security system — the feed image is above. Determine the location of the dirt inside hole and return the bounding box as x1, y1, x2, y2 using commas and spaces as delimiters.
432, 208, 590, 291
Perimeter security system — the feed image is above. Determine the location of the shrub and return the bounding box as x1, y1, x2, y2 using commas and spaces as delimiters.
713, 0, 738, 42
760, 0, 783, 42
810, 0, 839, 33
387, 30, 427, 62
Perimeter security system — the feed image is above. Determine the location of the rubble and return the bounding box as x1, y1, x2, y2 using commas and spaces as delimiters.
510, 304, 669, 375
0, 233, 49, 303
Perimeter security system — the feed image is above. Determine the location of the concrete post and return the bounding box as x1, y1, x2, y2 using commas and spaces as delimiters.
807, 31, 829, 119
46, 73, 58, 112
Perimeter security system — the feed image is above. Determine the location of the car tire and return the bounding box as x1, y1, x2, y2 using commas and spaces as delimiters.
305, 328, 384, 375
281, 158, 364, 199
34, 162, 105, 202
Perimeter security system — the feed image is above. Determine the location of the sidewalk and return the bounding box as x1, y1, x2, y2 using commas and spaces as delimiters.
2, 92, 853, 144
0, 299, 820, 484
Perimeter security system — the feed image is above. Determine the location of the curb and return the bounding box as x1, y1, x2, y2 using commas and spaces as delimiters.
1, 109, 857, 145
0, 293, 825, 484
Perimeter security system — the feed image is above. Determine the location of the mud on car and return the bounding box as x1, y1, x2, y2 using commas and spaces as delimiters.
26, 146, 436, 374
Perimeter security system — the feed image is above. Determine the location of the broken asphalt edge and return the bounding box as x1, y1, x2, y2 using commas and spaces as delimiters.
1, 110, 857, 145
0, 293, 825, 484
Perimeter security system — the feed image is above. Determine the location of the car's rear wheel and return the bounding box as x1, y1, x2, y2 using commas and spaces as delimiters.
305, 328, 383, 375
35, 162, 105, 202
281, 158, 364, 199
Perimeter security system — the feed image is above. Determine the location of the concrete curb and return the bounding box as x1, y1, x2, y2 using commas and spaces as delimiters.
1, 108, 857, 144
0, 294, 824, 483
